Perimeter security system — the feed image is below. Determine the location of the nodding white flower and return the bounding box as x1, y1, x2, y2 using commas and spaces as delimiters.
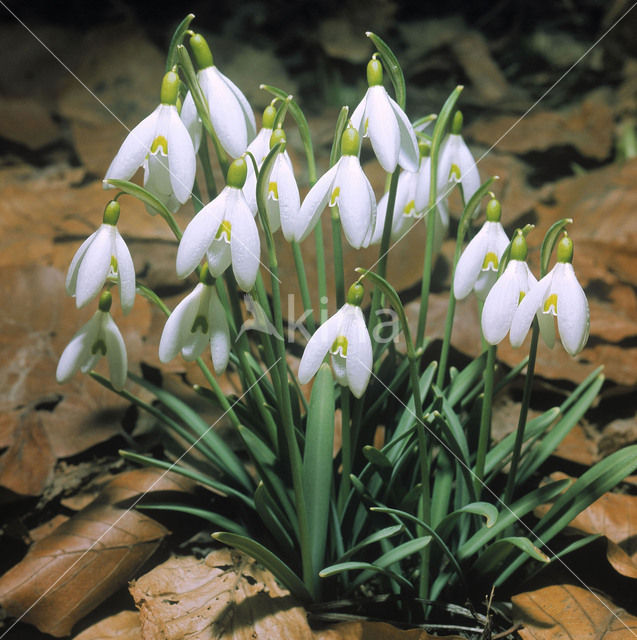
104, 71, 196, 213
159, 265, 230, 374
437, 111, 480, 204
176, 157, 260, 292
349, 57, 419, 174
190, 33, 256, 159
481, 231, 552, 345
261, 128, 301, 242
453, 199, 509, 301
510, 233, 589, 356
66, 201, 135, 314
298, 283, 372, 398
297, 127, 376, 249
180, 90, 202, 153
243, 104, 276, 213
56, 292, 127, 390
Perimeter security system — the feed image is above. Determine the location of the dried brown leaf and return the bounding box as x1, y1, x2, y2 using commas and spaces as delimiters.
73, 610, 141, 640
512, 584, 637, 639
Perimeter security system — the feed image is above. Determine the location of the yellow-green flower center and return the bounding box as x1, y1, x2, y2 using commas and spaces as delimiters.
151, 135, 168, 154
482, 252, 498, 270
543, 293, 558, 315
329, 186, 340, 207
216, 220, 232, 242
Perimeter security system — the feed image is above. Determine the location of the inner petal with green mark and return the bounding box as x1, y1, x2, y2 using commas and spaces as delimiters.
91, 339, 107, 356
191, 315, 209, 334
107, 255, 119, 280
268, 181, 279, 200
329, 186, 340, 207
482, 252, 498, 271
518, 290, 526, 304
330, 335, 348, 357
215, 220, 232, 243
403, 199, 416, 216
449, 163, 461, 181
543, 293, 558, 315
151, 135, 168, 154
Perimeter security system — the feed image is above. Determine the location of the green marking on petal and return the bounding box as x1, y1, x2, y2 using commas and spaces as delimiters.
543, 293, 558, 315
329, 186, 340, 207
216, 220, 232, 242
482, 252, 498, 270
518, 290, 526, 304
108, 255, 119, 280
191, 315, 209, 334
151, 135, 168, 154
331, 335, 348, 357
91, 339, 107, 356
449, 163, 461, 181
403, 199, 416, 215
268, 181, 279, 200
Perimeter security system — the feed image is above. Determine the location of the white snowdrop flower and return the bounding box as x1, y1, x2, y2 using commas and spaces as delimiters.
261, 128, 301, 241
190, 33, 256, 159
243, 104, 276, 213
297, 127, 376, 249
437, 111, 480, 204
66, 200, 135, 314
510, 233, 589, 356
298, 283, 372, 398
56, 292, 127, 391
159, 265, 230, 374
176, 157, 260, 292
453, 199, 509, 301
104, 71, 196, 213
180, 89, 202, 153
349, 57, 419, 173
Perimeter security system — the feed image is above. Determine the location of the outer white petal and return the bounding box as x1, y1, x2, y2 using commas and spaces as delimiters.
176, 191, 228, 278
76, 225, 116, 308
275, 155, 301, 242
553, 263, 590, 355
366, 86, 399, 173
66, 229, 99, 296
337, 156, 375, 249
344, 306, 372, 398
105, 106, 160, 182
208, 289, 230, 374
481, 261, 525, 345
242, 164, 258, 215
414, 156, 432, 212
56, 313, 100, 383
436, 135, 455, 194
510, 272, 553, 348
103, 314, 127, 390
387, 94, 419, 172
180, 91, 202, 152
159, 284, 204, 363
349, 92, 368, 134
371, 170, 413, 245
297, 164, 338, 243
454, 135, 480, 202
217, 68, 257, 140
114, 230, 135, 314
370, 190, 388, 246
229, 192, 260, 291
361, 168, 378, 248
298, 311, 343, 384
166, 106, 196, 204
453, 224, 490, 300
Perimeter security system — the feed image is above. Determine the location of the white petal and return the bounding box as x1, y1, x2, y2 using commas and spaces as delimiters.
366, 86, 399, 173
436, 135, 455, 194
481, 261, 525, 345
298, 311, 343, 384
176, 192, 227, 278
349, 92, 367, 134
207, 236, 233, 277
388, 94, 419, 173
66, 229, 99, 296
208, 289, 230, 374
180, 90, 202, 152
181, 327, 210, 362
553, 263, 590, 355
454, 135, 481, 202
56, 313, 100, 383
361, 171, 378, 248
337, 156, 375, 249
104, 106, 160, 182
218, 68, 257, 140
103, 314, 127, 390
114, 230, 135, 314
510, 272, 553, 348
370, 191, 388, 246
144, 150, 174, 210
345, 306, 372, 398
453, 224, 490, 300
242, 164, 258, 215
159, 284, 204, 363
229, 192, 260, 291
331, 350, 348, 386
414, 157, 432, 212
297, 164, 338, 243
275, 155, 301, 242
166, 106, 196, 203
76, 225, 115, 308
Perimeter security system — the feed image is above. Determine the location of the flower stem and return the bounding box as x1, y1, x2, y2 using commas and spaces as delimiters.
474, 344, 497, 494
331, 211, 346, 308
337, 389, 351, 516
292, 241, 316, 332
198, 135, 218, 200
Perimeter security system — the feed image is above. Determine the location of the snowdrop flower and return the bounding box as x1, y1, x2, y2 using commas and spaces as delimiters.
66, 200, 135, 314
190, 33, 256, 159
350, 56, 419, 173
176, 157, 260, 292
453, 199, 509, 301
510, 233, 589, 356
298, 283, 372, 398
56, 292, 127, 390
159, 264, 230, 374
180, 90, 202, 153
437, 111, 480, 204
297, 127, 376, 249
104, 71, 196, 213
261, 128, 301, 241
243, 103, 276, 213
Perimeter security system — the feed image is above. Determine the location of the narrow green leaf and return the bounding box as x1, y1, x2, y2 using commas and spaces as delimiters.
166, 14, 195, 72
435, 502, 499, 540
254, 483, 296, 555
472, 537, 549, 576
335, 525, 404, 563
138, 504, 247, 535
329, 105, 350, 167
446, 351, 488, 407
363, 446, 393, 471
540, 217, 572, 277
457, 176, 498, 239
366, 32, 406, 108
213, 532, 312, 602
319, 561, 413, 591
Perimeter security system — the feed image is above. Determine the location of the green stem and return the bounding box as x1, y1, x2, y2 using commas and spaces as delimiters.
503, 323, 539, 504
337, 390, 351, 516
331, 211, 346, 308
291, 241, 316, 332
474, 344, 497, 494
198, 135, 218, 200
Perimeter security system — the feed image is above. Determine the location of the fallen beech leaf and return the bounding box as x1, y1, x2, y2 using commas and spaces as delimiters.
512, 584, 637, 639
73, 610, 141, 640
130, 548, 313, 640
314, 621, 464, 639
0, 468, 190, 637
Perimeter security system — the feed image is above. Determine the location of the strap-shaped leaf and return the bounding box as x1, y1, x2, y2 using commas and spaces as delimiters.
366, 32, 406, 108
165, 14, 195, 72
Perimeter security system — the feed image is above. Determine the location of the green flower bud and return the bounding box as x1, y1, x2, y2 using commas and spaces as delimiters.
366, 57, 383, 87
160, 70, 180, 105
418, 140, 431, 158
347, 282, 365, 306
199, 263, 215, 286
510, 230, 528, 261
270, 127, 287, 150
102, 200, 120, 226
557, 233, 574, 263
262, 104, 277, 129
485, 198, 501, 222
226, 157, 247, 189
451, 110, 463, 135
98, 290, 113, 312
341, 127, 360, 157
190, 33, 214, 70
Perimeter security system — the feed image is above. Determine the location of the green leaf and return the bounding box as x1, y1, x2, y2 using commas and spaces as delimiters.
335, 525, 404, 563
213, 532, 312, 602
435, 502, 499, 540
457, 176, 498, 240
363, 446, 393, 471
303, 364, 335, 595
138, 504, 247, 535
319, 561, 413, 591
254, 483, 296, 555
471, 537, 549, 576
166, 14, 195, 72
540, 217, 572, 277
329, 105, 350, 168
366, 32, 406, 108
446, 351, 487, 407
